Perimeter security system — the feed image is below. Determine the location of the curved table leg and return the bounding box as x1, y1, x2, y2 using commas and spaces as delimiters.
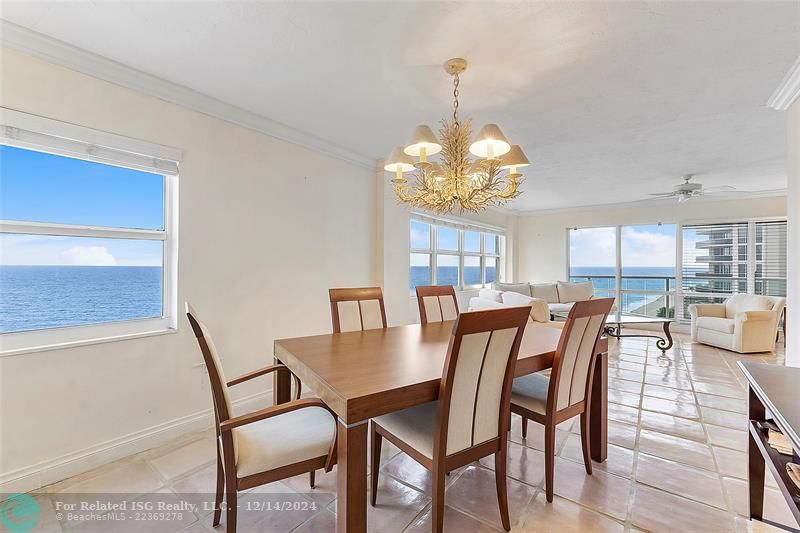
656, 322, 674, 352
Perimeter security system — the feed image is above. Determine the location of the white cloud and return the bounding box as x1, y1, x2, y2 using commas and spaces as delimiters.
569, 227, 616, 267
621, 228, 676, 267
60, 246, 117, 266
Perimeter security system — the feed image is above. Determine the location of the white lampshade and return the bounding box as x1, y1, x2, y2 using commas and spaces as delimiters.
469, 124, 511, 159
403, 125, 442, 157
498, 145, 530, 170
384, 146, 415, 173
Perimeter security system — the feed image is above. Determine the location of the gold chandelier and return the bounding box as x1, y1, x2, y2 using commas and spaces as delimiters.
384, 58, 529, 214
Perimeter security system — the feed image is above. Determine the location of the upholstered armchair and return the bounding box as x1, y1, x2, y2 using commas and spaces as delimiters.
689, 294, 785, 353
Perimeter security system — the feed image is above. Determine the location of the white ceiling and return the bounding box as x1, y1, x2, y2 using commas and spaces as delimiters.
2, 1, 798, 212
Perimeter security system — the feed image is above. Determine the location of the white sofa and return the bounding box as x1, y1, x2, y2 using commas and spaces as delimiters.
689, 294, 785, 353
468, 281, 596, 320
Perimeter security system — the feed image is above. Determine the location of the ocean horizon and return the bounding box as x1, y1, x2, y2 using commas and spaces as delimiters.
0, 265, 162, 334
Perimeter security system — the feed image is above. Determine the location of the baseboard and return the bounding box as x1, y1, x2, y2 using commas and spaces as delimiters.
0, 389, 273, 494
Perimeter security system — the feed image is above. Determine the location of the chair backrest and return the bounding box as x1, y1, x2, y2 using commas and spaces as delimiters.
434, 306, 531, 457
329, 287, 387, 333
548, 298, 614, 412
416, 285, 459, 325
724, 294, 785, 319
185, 303, 233, 423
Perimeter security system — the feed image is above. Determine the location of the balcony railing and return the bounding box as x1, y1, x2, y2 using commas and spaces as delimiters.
569, 274, 676, 318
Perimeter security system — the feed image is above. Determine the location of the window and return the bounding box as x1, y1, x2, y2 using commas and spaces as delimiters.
568, 227, 617, 298
409, 218, 503, 292
0, 110, 179, 354
568, 219, 786, 323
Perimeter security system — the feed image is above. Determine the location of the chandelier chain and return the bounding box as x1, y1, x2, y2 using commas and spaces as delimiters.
452, 73, 460, 126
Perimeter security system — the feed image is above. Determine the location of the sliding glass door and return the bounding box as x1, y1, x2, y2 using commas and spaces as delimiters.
621, 224, 677, 318
568, 227, 617, 298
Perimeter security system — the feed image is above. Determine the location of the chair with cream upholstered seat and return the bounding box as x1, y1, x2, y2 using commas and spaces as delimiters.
370, 306, 531, 533
329, 287, 387, 333
415, 285, 459, 324
511, 297, 614, 502
186, 303, 337, 533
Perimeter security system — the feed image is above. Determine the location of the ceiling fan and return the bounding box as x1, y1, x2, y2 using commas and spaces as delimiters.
648, 174, 738, 203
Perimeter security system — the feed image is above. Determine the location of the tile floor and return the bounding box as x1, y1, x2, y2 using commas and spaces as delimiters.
14, 331, 799, 532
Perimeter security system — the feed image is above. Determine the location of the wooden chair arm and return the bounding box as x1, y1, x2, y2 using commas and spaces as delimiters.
227, 364, 302, 400
219, 398, 330, 433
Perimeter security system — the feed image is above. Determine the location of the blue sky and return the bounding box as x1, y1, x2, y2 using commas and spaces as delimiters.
570, 224, 678, 269
0, 145, 164, 266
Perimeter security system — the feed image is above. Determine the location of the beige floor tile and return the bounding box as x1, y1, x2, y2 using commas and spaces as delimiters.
723, 477, 799, 529
509, 420, 570, 453
630, 484, 735, 532
609, 360, 646, 372
608, 388, 642, 408
293, 509, 336, 532
148, 439, 216, 481
446, 466, 535, 530
405, 504, 499, 533
52, 459, 162, 496
607, 420, 637, 449
367, 474, 430, 532
635, 453, 726, 509
641, 396, 699, 419
608, 377, 642, 394
479, 441, 545, 488
608, 403, 641, 426
701, 406, 749, 430
643, 373, 692, 389
713, 446, 748, 480
211, 486, 320, 533
706, 424, 748, 452
559, 434, 634, 478
284, 467, 337, 506
696, 392, 748, 414
642, 383, 695, 403
550, 459, 630, 520
638, 429, 715, 470
734, 516, 794, 533
640, 410, 706, 441
692, 381, 747, 399
609, 368, 645, 382
517, 494, 625, 532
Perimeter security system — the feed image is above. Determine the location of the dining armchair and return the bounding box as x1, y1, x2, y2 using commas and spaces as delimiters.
370, 305, 531, 532
511, 297, 614, 502
329, 287, 387, 333
415, 285, 459, 325
186, 303, 337, 533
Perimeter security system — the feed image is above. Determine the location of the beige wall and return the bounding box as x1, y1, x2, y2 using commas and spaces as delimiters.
517, 196, 787, 283
0, 48, 378, 489
787, 101, 799, 367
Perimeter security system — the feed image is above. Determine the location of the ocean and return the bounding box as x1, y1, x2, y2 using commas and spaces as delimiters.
410, 266, 495, 290
0, 265, 162, 334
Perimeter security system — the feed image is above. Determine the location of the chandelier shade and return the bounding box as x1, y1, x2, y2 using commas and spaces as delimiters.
468, 124, 511, 159
403, 125, 442, 160
499, 145, 530, 173
386, 58, 527, 214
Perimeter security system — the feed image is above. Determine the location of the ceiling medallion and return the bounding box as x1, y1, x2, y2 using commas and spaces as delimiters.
384, 58, 528, 214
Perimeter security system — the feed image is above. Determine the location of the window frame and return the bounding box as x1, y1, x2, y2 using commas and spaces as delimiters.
409, 216, 503, 293
0, 110, 180, 356
566, 216, 787, 323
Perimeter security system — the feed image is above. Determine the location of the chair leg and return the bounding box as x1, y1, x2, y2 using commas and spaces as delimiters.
370, 424, 382, 507
494, 447, 511, 531
580, 412, 593, 475
213, 443, 224, 527
431, 464, 446, 533
225, 481, 237, 533
309, 470, 316, 488
521, 416, 528, 439
544, 422, 555, 502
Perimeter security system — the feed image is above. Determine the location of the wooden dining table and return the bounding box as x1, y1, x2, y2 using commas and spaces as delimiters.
273, 320, 609, 532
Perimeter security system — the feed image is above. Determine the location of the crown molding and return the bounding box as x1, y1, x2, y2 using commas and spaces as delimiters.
514, 188, 788, 217
767, 55, 800, 110
0, 20, 375, 169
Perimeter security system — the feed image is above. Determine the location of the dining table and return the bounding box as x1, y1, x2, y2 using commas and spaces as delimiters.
273, 320, 609, 532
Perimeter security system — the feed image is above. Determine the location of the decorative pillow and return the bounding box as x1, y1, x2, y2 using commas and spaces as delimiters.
531, 283, 560, 304
491, 281, 531, 297
478, 288, 503, 303
501, 292, 550, 323
556, 281, 594, 303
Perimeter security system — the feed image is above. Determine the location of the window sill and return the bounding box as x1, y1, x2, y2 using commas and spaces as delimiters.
0, 318, 176, 357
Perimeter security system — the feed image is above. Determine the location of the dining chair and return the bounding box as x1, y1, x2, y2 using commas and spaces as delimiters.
329, 287, 387, 333
415, 285, 459, 325
511, 297, 614, 502
370, 305, 531, 532
186, 303, 337, 533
